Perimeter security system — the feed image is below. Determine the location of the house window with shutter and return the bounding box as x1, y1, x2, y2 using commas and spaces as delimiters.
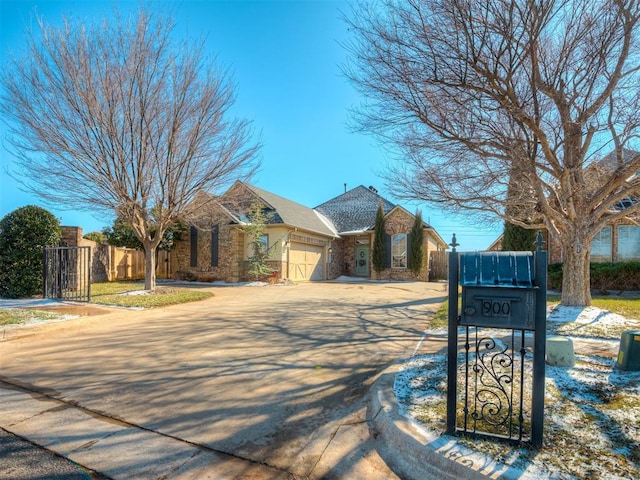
259, 235, 269, 254
618, 225, 640, 261
591, 226, 612, 262
392, 233, 407, 268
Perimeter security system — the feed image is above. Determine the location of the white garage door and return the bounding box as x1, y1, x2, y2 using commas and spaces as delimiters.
289, 243, 324, 281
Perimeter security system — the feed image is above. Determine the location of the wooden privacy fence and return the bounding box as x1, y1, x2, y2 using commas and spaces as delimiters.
429, 250, 448, 281
103, 247, 173, 281
109, 247, 145, 280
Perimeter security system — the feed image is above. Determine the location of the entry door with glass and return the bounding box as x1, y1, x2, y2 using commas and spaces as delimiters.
354, 246, 370, 276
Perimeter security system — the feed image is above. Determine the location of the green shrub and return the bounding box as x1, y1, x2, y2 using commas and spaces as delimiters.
83, 231, 106, 243
0, 206, 61, 298
548, 261, 640, 293
548, 263, 563, 290
174, 270, 198, 282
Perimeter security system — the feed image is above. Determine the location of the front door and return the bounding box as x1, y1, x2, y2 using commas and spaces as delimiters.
354, 246, 370, 277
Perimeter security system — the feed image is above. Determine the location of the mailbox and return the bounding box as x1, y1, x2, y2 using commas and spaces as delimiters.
447, 236, 547, 448
460, 252, 538, 330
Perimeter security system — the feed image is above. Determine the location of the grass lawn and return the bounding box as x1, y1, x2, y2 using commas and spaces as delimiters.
0, 281, 213, 326
89, 281, 213, 308
0, 309, 62, 327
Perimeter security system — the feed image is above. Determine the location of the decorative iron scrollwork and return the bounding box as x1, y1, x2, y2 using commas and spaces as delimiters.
460, 327, 530, 441
471, 337, 513, 429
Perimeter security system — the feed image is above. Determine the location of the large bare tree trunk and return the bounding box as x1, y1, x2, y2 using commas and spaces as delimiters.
144, 242, 157, 291
559, 232, 592, 306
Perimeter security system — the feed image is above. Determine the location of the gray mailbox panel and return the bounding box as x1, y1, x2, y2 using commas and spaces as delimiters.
460, 252, 537, 330
461, 286, 537, 329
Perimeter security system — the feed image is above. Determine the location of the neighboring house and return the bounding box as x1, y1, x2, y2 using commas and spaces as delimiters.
173, 182, 447, 282
491, 220, 640, 264
587, 149, 640, 263
490, 149, 640, 263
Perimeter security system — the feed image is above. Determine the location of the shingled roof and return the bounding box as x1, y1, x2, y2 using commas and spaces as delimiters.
244, 183, 338, 237
314, 185, 397, 234
596, 148, 640, 171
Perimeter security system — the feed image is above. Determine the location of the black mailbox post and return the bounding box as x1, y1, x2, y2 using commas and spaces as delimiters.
447, 234, 547, 448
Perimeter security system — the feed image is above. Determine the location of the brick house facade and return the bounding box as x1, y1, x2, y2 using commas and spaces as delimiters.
174, 182, 448, 282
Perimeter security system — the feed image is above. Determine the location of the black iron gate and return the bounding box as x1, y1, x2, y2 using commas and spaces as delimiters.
43, 246, 91, 302
447, 234, 547, 448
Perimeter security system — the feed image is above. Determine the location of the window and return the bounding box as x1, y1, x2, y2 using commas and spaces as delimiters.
591, 226, 612, 263
618, 225, 640, 261
392, 233, 407, 268
259, 235, 269, 255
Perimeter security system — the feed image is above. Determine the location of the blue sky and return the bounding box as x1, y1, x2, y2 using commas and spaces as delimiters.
0, 0, 502, 251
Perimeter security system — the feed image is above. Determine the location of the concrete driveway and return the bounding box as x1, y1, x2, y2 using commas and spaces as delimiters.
0, 281, 446, 479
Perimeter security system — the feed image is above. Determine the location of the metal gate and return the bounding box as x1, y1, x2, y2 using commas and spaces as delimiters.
43, 246, 91, 302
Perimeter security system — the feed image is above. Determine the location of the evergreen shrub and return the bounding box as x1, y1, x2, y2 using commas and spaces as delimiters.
0, 206, 61, 298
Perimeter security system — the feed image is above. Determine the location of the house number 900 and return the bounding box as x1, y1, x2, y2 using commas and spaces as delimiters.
482, 300, 510, 317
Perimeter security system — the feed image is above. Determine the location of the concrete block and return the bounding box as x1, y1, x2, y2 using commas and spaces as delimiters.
546, 335, 575, 367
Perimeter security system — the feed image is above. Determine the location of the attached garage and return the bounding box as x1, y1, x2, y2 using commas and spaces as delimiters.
289, 242, 324, 281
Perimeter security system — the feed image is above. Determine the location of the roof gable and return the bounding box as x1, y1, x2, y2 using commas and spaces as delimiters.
243, 183, 338, 237
596, 148, 640, 171
315, 185, 396, 234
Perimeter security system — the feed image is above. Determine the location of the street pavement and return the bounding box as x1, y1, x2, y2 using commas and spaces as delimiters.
1, 428, 110, 480
0, 280, 447, 479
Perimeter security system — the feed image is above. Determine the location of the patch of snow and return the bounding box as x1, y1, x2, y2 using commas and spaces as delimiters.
547, 304, 630, 326
120, 290, 152, 296
396, 306, 640, 479
0, 298, 61, 309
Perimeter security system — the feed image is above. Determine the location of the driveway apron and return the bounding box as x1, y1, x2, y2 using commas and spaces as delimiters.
0, 281, 446, 479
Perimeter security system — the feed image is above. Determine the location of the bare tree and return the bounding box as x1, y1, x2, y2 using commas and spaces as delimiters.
344, 0, 640, 306
1, 8, 260, 291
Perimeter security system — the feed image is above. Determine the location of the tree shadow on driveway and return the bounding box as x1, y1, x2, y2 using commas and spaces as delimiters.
0, 282, 446, 478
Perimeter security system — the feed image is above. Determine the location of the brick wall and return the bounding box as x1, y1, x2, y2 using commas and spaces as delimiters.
60, 226, 110, 282
173, 222, 242, 283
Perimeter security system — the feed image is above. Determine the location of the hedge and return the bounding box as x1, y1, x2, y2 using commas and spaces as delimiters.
548, 262, 640, 293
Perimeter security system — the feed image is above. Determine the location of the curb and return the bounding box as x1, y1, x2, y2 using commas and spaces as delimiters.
367, 364, 518, 480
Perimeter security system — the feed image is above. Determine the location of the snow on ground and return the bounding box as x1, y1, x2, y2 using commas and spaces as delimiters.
0, 298, 62, 308
395, 306, 640, 479
547, 304, 634, 327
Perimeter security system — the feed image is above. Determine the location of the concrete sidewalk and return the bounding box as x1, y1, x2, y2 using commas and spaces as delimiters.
1, 381, 291, 479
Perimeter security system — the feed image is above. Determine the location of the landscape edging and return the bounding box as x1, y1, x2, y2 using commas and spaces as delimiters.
367, 364, 522, 480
